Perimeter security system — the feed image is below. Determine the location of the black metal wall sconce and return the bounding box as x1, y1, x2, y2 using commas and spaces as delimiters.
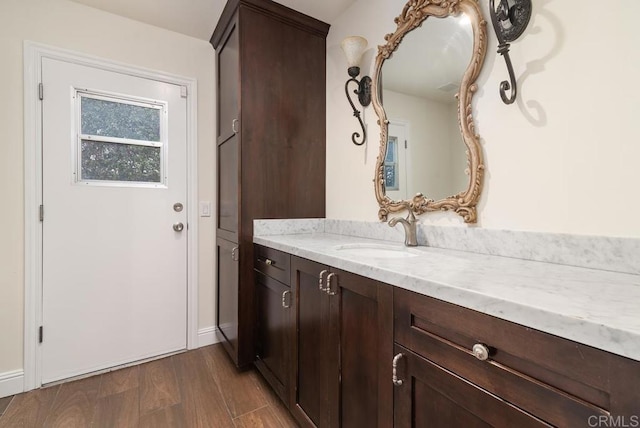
341, 36, 372, 146
489, 0, 532, 105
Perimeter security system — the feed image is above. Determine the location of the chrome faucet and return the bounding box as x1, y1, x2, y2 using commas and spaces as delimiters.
388, 211, 418, 247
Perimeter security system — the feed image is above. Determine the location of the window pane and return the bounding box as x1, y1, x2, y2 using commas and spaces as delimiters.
385, 137, 399, 190
81, 140, 161, 182
81, 97, 161, 141
385, 137, 397, 162
385, 164, 398, 190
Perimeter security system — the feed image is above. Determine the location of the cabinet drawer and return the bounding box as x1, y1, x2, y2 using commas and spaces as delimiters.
394, 288, 640, 426
394, 345, 547, 428
254, 244, 290, 285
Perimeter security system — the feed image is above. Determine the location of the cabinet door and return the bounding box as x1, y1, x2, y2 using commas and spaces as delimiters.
217, 133, 238, 239
393, 345, 547, 428
290, 257, 331, 428
216, 17, 239, 144
216, 238, 239, 355
327, 269, 393, 428
216, 15, 239, 239
254, 271, 291, 404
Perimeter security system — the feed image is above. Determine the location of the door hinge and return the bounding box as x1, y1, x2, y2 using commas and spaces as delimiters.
38, 83, 43, 101
404, 140, 407, 149
180, 86, 188, 98
39, 326, 43, 343
39, 205, 44, 222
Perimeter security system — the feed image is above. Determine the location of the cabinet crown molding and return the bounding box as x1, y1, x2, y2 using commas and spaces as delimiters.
211, 0, 330, 47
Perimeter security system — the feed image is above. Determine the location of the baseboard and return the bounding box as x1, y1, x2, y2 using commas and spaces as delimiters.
197, 326, 221, 348
0, 369, 24, 398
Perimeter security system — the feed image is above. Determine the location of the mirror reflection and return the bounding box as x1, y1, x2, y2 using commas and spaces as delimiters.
381, 14, 473, 202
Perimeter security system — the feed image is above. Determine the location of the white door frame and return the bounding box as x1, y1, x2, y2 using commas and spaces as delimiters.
23, 41, 199, 391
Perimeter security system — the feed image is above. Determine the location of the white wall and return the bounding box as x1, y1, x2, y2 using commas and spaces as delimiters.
448, 102, 468, 193
0, 0, 216, 376
326, 0, 640, 238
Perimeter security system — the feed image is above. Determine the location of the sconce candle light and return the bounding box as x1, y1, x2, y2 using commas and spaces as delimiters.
341, 36, 372, 146
489, 0, 532, 104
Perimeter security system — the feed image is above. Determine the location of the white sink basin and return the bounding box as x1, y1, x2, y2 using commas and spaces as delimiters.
334, 243, 420, 259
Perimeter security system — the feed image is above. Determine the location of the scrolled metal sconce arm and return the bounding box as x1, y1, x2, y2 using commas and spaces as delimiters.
344, 66, 372, 146
489, 0, 532, 105
494, 39, 517, 104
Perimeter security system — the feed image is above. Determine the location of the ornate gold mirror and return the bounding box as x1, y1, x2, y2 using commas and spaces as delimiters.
372, 0, 487, 223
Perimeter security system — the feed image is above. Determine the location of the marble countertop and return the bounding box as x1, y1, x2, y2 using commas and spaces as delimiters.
254, 232, 640, 362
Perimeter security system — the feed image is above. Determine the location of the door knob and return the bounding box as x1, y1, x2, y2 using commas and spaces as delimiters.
173, 222, 184, 232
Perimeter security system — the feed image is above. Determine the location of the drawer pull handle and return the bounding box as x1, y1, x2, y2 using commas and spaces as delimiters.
326, 273, 337, 296
472, 343, 490, 361
281, 290, 291, 308
392, 353, 404, 386
318, 270, 329, 291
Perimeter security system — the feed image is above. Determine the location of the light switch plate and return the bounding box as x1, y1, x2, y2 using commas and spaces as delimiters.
199, 201, 212, 217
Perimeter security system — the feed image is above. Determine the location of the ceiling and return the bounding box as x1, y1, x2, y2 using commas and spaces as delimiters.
69, 0, 356, 41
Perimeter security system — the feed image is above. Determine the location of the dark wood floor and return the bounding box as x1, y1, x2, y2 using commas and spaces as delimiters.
0, 344, 298, 427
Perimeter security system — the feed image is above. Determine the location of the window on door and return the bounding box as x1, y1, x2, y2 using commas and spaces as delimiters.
385, 136, 399, 191
76, 91, 167, 186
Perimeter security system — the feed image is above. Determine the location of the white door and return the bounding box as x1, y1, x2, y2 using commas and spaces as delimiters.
385, 121, 410, 201
41, 58, 188, 384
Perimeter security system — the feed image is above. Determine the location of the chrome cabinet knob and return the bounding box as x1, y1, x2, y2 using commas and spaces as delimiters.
472, 343, 490, 361
173, 222, 184, 232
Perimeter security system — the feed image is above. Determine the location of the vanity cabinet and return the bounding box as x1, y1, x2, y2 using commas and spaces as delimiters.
393, 287, 640, 427
290, 256, 393, 428
253, 243, 640, 426
211, 0, 329, 367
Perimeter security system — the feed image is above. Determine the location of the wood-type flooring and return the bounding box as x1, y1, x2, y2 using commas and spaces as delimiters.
0, 344, 297, 427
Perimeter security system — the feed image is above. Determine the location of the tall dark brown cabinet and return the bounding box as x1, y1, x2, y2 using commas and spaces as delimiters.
211, 0, 329, 367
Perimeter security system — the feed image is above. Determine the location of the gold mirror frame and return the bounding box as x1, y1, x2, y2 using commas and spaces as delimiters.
372, 0, 487, 223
